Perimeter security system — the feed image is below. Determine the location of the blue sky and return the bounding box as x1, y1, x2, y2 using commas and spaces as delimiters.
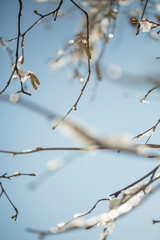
0, 0, 160, 240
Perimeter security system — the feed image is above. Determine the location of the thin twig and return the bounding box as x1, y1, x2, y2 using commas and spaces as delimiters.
52, 0, 91, 129
27, 164, 160, 238
110, 164, 160, 197
1, 0, 63, 95
136, 0, 149, 35
0, 0, 23, 94
0, 143, 160, 156
152, 220, 160, 224
0, 172, 36, 179
0, 182, 18, 221
132, 119, 160, 144
141, 83, 160, 103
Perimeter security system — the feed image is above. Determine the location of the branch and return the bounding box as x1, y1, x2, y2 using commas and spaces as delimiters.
132, 119, 160, 144
0, 0, 23, 95
152, 220, 160, 224
0, 143, 160, 157
52, 0, 91, 129
0, 172, 36, 179
27, 165, 160, 238
141, 83, 160, 103
136, 0, 149, 35
1, 0, 63, 95
0, 172, 36, 221
0, 182, 18, 221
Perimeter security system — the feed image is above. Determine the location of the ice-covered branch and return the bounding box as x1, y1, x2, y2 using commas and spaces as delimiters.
27, 164, 160, 239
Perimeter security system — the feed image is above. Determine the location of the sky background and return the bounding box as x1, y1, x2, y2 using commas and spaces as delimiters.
0, 0, 160, 240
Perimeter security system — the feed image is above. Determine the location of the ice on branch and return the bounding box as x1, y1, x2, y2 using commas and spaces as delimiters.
18, 56, 24, 64
12, 64, 30, 82
11, 65, 40, 90
141, 99, 150, 104
139, 18, 157, 32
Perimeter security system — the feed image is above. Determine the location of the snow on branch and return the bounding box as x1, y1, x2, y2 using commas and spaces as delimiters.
27, 164, 160, 239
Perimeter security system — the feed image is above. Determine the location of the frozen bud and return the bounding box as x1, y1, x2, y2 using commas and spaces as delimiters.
29, 173, 36, 177
79, 77, 84, 82
36, 147, 41, 150
34, 10, 38, 15
144, 184, 151, 194
11, 215, 18, 221
57, 48, 64, 56
141, 99, 150, 104
82, 39, 87, 44
14, 172, 21, 176
72, 106, 77, 111
57, 222, 65, 228
156, 173, 160, 178
69, 40, 74, 45
9, 92, 19, 103
0, 40, 7, 49
108, 33, 114, 38
18, 56, 24, 64
139, 18, 155, 32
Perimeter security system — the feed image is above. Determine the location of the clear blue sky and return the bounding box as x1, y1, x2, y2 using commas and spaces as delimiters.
0, 1, 160, 240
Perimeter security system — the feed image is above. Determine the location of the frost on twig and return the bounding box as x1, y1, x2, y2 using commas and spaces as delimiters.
139, 18, 158, 32
27, 164, 160, 239
133, 119, 160, 144
141, 83, 160, 103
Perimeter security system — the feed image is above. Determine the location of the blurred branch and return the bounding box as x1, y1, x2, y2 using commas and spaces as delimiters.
0, 94, 58, 119
152, 220, 160, 224
0, 37, 14, 64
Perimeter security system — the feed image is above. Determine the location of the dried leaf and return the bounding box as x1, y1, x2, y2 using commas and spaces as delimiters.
29, 73, 40, 90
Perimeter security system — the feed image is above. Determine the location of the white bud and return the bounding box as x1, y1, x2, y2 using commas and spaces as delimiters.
9, 93, 19, 103
69, 40, 74, 45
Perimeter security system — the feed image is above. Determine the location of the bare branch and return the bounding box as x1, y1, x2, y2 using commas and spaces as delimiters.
0, 182, 18, 221
52, 0, 91, 129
